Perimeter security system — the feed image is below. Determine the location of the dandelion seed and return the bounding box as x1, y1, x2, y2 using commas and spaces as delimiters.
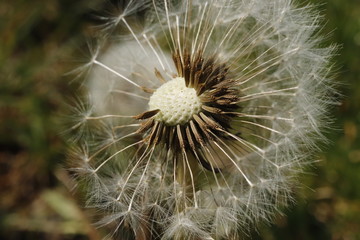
67, 0, 336, 239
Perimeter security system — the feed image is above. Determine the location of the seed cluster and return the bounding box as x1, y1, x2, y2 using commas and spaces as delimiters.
70, 1, 335, 238
134, 50, 241, 171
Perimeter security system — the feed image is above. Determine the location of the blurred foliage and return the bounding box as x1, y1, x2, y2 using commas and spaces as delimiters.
0, 0, 359, 239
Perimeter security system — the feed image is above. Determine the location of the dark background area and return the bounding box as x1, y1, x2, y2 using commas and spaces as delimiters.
0, 0, 359, 239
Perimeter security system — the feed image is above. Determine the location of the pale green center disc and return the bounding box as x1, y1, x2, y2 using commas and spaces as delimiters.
149, 77, 202, 126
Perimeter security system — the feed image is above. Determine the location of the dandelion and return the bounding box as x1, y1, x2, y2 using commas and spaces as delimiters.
67, 0, 336, 239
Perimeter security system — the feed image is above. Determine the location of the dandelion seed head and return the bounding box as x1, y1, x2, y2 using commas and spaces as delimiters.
67, 0, 336, 239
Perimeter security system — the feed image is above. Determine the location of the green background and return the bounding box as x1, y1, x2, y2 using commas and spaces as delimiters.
0, 0, 359, 239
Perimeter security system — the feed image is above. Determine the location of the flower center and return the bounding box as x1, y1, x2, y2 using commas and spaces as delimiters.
149, 77, 202, 126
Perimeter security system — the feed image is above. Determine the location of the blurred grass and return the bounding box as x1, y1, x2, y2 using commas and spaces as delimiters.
0, 0, 359, 239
